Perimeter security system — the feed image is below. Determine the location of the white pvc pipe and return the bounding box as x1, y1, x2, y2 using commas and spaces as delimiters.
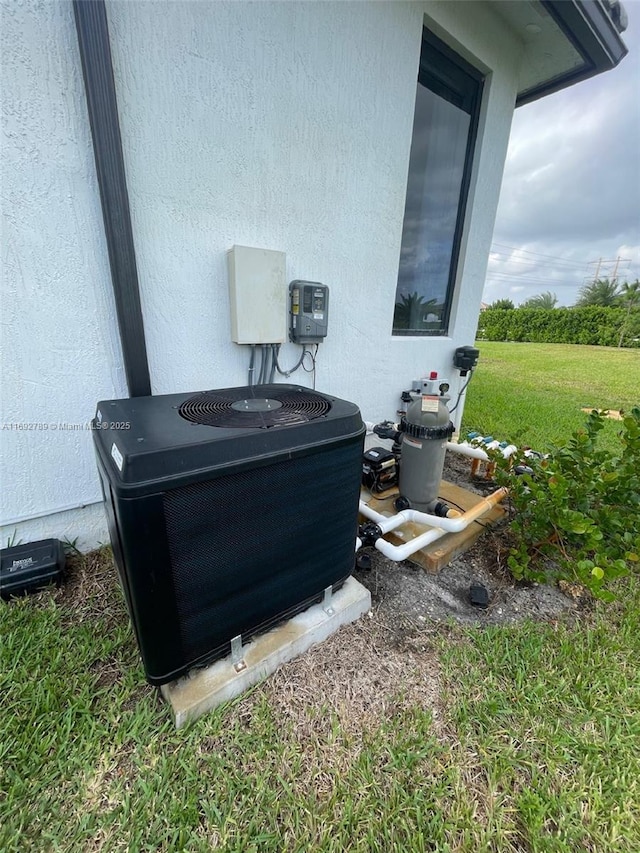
374, 526, 447, 561
359, 503, 412, 535
357, 487, 508, 562
446, 441, 489, 461
359, 501, 438, 560
359, 488, 507, 535
359, 502, 388, 525
446, 441, 517, 461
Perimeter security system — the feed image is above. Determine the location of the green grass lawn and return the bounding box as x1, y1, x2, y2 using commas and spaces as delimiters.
2, 550, 640, 851
2, 342, 639, 851
461, 342, 640, 452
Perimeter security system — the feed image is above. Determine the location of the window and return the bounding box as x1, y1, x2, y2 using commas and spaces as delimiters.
393, 30, 483, 336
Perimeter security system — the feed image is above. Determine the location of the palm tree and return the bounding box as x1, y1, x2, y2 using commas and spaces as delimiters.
521, 291, 558, 310
393, 292, 439, 329
618, 280, 640, 309
617, 280, 640, 347
576, 278, 620, 307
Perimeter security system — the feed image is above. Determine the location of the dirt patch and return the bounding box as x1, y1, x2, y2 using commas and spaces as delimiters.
262, 613, 443, 737
581, 407, 624, 420
55, 547, 127, 632
355, 538, 579, 630
199, 613, 444, 795
439, 449, 499, 497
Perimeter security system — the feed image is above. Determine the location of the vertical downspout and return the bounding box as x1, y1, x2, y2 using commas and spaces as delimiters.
73, 0, 152, 397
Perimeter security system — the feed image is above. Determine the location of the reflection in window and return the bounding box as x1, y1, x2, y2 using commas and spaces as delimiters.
393, 31, 482, 336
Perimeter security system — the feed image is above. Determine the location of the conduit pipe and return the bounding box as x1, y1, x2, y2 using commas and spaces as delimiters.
357, 488, 508, 562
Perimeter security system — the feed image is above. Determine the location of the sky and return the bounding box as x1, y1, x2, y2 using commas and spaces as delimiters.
484, 1, 640, 308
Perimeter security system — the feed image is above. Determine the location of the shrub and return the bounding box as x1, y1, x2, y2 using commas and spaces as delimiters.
495, 408, 640, 599
477, 306, 639, 347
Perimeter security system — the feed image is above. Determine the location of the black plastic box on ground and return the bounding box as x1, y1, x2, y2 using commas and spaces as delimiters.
0, 539, 66, 600
93, 384, 365, 686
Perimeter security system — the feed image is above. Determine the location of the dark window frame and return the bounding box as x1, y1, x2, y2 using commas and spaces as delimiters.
393, 28, 484, 337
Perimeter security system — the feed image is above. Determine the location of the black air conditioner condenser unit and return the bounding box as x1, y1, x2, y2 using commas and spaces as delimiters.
93, 384, 364, 686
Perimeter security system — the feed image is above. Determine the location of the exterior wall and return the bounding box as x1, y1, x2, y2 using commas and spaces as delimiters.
1, 0, 519, 550
0, 503, 111, 555
1, 0, 127, 550
106, 0, 519, 415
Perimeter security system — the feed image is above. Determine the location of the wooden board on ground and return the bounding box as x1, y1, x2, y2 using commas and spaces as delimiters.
360, 481, 506, 574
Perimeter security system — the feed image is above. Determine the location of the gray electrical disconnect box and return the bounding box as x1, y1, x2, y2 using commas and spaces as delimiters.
289, 281, 329, 344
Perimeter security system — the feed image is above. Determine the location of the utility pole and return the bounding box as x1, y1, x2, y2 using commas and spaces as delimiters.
611, 256, 620, 285
587, 257, 631, 284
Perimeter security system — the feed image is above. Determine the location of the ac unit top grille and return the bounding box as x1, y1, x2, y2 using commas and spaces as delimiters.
93, 384, 363, 491
178, 389, 331, 429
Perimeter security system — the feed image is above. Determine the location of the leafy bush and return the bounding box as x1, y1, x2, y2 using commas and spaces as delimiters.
477, 306, 639, 347
496, 408, 640, 599
487, 298, 514, 310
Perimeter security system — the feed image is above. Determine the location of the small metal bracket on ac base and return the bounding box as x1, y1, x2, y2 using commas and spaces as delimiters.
323, 586, 334, 616
231, 635, 246, 672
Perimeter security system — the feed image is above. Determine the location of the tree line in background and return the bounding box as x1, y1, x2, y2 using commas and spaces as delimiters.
479, 279, 640, 348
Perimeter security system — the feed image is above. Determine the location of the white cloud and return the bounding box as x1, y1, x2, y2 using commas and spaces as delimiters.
485, 10, 640, 306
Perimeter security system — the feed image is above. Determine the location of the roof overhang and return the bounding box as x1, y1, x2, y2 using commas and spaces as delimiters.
491, 1, 629, 107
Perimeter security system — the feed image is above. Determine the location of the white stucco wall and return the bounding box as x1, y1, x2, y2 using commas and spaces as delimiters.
1, 0, 126, 549
1, 0, 520, 550
107, 0, 519, 418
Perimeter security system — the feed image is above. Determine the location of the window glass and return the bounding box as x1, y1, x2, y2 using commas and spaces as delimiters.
393, 33, 482, 336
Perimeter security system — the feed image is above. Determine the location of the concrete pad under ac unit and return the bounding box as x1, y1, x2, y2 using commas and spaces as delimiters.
161, 577, 371, 728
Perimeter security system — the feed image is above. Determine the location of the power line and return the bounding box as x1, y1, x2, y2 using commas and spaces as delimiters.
485, 273, 580, 286
488, 253, 584, 270
487, 272, 586, 285
490, 243, 590, 268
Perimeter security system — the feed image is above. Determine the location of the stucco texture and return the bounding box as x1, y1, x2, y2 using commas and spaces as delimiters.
1, 0, 520, 547
107, 0, 519, 415
1, 0, 125, 543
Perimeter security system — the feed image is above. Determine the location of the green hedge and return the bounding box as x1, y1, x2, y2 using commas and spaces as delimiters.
477, 306, 640, 347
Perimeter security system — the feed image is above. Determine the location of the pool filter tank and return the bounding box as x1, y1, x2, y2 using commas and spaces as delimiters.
398, 396, 455, 512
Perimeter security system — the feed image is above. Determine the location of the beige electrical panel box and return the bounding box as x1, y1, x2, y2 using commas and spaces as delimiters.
227, 245, 286, 344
